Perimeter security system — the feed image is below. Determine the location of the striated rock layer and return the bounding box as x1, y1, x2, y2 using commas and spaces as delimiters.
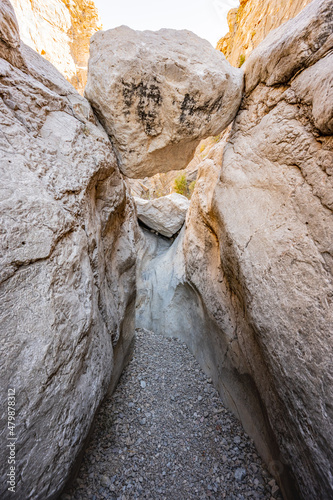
217, 0, 313, 67
136, 1, 333, 499
0, 2, 138, 499
11, 0, 101, 94
85, 26, 243, 178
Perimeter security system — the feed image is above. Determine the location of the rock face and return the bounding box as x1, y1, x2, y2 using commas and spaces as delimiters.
135, 193, 190, 237
126, 135, 218, 200
217, 0, 313, 67
11, 0, 101, 94
0, 4, 138, 499
136, 1, 333, 499
85, 26, 244, 178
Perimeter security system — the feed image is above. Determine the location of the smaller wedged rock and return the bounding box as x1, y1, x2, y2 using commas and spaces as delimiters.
134, 193, 190, 237
85, 26, 243, 178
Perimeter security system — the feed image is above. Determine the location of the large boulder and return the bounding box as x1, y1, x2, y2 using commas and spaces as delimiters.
135, 1, 333, 499
0, 6, 138, 499
85, 26, 243, 178
134, 193, 189, 237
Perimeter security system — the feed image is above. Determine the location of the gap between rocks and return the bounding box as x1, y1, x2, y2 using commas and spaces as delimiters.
62, 329, 282, 500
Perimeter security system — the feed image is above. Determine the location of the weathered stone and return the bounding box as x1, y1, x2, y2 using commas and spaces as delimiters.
0, 0, 20, 48
134, 193, 190, 237
11, 0, 101, 94
85, 26, 243, 178
243, 0, 333, 92
136, 2, 333, 499
217, 0, 313, 67
0, 14, 138, 500
126, 135, 216, 200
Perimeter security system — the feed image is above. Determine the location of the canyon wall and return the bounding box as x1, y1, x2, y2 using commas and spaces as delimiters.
0, 2, 138, 498
10, 0, 101, 93
217, 0, 313, 67
136, 1, 333, 498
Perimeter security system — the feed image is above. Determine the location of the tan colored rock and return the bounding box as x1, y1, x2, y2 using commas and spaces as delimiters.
136, 2, 333, 498
217, 0, 313, 67
85, 26, 243, 178
0, 9, 138, 499
11, 0, 101, 94
187, 3, 333, 497
0, 0, 19, 48
135, 193, 190, 237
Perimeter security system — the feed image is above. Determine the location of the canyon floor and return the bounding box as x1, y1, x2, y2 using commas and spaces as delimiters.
61, 329, 281, 500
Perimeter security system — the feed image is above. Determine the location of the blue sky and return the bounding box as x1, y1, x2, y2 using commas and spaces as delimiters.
93, 0, 239, 47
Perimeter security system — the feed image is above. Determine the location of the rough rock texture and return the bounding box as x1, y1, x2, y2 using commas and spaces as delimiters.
134, 193, 190, 237
85, 26, 244, 178
0, 5, 138, 499
11, 0, 101, 94
136, 2, 333, 499
217, 0, 313, 67
126, 135, 219, 200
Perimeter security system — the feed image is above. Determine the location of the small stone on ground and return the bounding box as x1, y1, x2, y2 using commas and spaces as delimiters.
62, 329, 282, 499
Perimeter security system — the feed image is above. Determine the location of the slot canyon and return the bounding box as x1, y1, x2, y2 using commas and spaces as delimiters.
0, 0, 332, 499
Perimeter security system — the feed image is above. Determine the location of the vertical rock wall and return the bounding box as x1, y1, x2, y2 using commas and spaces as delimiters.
217, 0, 313, 67
10, 0, 101, 93
136, 1, 333, 498
0, 2, 138, 498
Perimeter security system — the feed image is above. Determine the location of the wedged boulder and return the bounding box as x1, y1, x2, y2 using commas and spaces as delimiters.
135, 2, 333, 499
134, 193, 189, 237
85, 26, 243, 178
0, 8, 138, 500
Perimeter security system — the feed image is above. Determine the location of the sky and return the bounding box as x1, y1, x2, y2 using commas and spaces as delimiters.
93, 0, 240, 48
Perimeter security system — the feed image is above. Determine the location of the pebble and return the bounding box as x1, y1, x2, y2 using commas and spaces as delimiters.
235, 467, 247, 481
62, 329, 282, 500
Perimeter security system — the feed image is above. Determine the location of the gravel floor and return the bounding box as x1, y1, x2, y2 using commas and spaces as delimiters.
62, 329, 282, 500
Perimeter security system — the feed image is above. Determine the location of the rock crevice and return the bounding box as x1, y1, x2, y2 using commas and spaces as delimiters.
134, 2, 333, 499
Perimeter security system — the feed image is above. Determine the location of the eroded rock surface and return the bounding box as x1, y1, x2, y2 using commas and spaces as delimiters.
136, 2, 333, 499
217, 0, 313, 67
11, 0, 101, 93
85, 26, 243, 178
0, 7, 138, 499
135, 193, 190, 237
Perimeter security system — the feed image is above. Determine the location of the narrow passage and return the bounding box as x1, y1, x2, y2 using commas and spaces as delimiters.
62, 329, 282, 500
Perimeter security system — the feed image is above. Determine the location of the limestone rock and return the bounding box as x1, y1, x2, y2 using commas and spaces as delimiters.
85, 26, 244, 178
217, 0, 313, 67
135, 193, 189, 237
136, 2, 333, 499
244, 0, 333, 92
0, 16, 138, 500
11, 0, 101, 94
0, 0, 19, 48
126, 135, 217, 200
